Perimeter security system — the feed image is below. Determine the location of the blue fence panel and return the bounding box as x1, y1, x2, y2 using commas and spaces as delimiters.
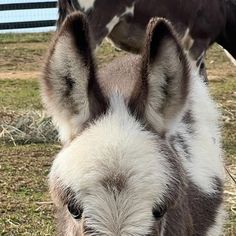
0, 0, 58, 33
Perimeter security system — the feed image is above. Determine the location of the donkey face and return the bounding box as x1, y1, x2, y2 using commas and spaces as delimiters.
41, 12, 190, 236
50, 113, 186, 235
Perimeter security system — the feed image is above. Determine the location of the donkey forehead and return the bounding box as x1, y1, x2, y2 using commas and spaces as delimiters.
98, 55, 142, 102
50, 104, 173, 201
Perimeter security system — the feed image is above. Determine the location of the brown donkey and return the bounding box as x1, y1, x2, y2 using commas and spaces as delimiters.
40, 12, 225, 236
57, 0, 236, 79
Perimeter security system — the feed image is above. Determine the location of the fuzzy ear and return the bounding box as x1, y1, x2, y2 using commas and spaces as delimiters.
40, 12, 107, 144
141, 18, 190, 134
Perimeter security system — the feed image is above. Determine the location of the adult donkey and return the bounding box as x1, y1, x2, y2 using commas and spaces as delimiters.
41, 12, 225, 235
57, 0, 236, 71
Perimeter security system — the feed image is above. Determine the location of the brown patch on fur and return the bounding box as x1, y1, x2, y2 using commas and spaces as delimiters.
144, 140, 193, 235
97, 54, 147, 119
187, 178, 224, 235
169, 133, 190, 159
160, 173, 224, 235
164, 200, 193, 236
182, 110, 194, 125
151, 141, 224, 235
98, 55, 140, 101
159, 141, 187, 208
182, 110, 195, 134
94, 53, 148, 122
101, 172, 127, 193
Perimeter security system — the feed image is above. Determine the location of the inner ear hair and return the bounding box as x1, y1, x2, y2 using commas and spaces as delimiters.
40, 12, 107, 144
61, 12, 108, 114
60, 12, 94, 67
143, 17, 189, 81
141, 18, 190, 133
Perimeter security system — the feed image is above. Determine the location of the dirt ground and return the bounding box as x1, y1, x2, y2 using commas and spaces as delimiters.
0, 32, 235, 235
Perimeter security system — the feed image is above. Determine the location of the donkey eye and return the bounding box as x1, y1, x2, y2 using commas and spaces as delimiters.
67, 202, 83, 220
152, 205, 167, 219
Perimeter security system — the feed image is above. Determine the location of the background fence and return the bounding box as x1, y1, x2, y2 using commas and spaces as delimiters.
0, 0, 57, 33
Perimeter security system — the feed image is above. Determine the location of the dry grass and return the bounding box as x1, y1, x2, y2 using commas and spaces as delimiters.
0, 110, 57, 145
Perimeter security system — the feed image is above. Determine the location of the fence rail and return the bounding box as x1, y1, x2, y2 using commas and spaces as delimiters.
0, 1, 57, 32
0, 20, 57, 30
0, 2, 57, 11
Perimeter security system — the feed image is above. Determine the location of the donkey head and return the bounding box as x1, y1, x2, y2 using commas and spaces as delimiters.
41, 12, 190, 236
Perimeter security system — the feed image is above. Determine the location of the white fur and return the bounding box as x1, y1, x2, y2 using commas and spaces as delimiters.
106, 16, 120, 34
166, 68, 225, 194
183, 72, 224, 193
77, 0, 96, 11
50, 96, 173, 235
207, 204, 226, 236
105, 4, 134, 34
181, 27, 194, 51
121, 5, 135, 16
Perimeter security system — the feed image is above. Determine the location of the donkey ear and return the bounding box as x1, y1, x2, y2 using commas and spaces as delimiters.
40, 12, 107, 144
142, 18, 190, 133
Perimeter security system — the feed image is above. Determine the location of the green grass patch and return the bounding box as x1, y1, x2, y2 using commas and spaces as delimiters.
0, 34, 127, 73
0, 32, 53, 44
0, 79, 41, 110
0, 32, 52, 72
211, 77, 236, 98
0, 43, 48, 72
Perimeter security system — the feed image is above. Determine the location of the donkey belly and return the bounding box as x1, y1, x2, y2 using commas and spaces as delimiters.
108, 20, 145, 53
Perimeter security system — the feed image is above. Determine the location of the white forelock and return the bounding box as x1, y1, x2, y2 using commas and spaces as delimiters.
50, 96, 173, 235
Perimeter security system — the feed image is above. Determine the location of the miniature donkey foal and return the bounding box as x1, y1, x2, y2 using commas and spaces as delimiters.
40, 12, 225, 236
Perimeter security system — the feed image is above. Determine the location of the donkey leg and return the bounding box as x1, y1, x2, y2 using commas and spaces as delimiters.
189, 39, 210, 83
